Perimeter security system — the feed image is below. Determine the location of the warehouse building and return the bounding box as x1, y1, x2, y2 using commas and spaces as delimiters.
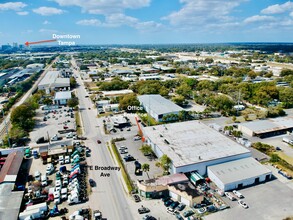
38, 71, 70, 94
142, 121, 251, 175
238, 117, 293, 138
207, 157, 272, 191
54, 91, 72, 105
138, 94, 184, 122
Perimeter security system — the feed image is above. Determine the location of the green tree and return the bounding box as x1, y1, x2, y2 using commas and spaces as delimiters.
172, 95, 187, 106
142, 163, 150, 179
119, 94, 140, 112
140, 144, 153, 155
70, 77, 77, 88
155, 154, 172, 175
43, 98, 53, 106
10, 104, 35, 131
67, 98, 79, 108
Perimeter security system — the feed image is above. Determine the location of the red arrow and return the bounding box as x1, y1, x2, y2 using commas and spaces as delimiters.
25, 39, 57, 46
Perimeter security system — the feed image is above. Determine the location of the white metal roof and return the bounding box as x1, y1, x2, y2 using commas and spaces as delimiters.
207, 157, 272, 184
54, 91, 72, 100
143, 121, 251, 167
138, 94, 184, 116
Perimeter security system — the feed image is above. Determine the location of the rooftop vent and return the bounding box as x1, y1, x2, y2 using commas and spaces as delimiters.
160, 134, 163, 137
198, 156, 202, 160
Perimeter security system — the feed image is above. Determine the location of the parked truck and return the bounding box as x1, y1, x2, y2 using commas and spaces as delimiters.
283, 136, 293, 145
19, 202, 48, 220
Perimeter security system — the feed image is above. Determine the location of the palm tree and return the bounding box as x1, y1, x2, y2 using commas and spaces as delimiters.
140, 144, 153, 156
142, 163, 150, 179
155, 154, 171, 175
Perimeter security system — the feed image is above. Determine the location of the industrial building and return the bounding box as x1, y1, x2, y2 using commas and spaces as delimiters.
138, 94, 184, 122
238, 117, 293, 138
38, 71, 70, 94
207, 157, 272, 191
0, 150, 25, 220
142, 121, 251, 175
54, 91, 72, 105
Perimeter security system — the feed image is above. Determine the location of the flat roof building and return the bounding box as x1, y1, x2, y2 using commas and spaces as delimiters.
143, 121, 251, 175
207, 157, 272, 191
54, 91, 72, 105
238, 116, 293, 138
138, 94, 184, 122
38, 71, 70, 94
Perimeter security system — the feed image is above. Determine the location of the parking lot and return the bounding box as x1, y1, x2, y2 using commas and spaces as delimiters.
29, 106, 76, 146
203, 179, 293, 220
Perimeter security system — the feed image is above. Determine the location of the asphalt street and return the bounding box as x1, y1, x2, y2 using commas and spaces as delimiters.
72, 58, 134, 220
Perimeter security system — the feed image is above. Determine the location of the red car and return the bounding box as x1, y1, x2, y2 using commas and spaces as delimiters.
63, 126, 68, 129
97, 140, 101, 144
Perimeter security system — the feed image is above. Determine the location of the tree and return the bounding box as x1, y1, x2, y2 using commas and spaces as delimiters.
67, 98, 79, 108
70, 77, 77, 88
155, 154, 171, 175
10, 104, 35, 131
119, 94, 140, 112
142, 163, 150, 179
140, 144, 153, 155
172, 95, 187, 106
43, 98, 53, 106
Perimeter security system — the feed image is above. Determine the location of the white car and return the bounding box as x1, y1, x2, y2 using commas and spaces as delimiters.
225, 192, 236, 201
61, 188, 68, 200
233, 190, 244, 198
53, 191, 61, 204
46, 163, 54, 175
65, 156, 70, 164
41, 175, 47, 186
238, 200, 249, 209
133, 136, 141, 141
59, 155, 64, 165
34, 171, 41, 181
119, 146, 127, 150
55, 180, 62, 192
166, 207, 177, 215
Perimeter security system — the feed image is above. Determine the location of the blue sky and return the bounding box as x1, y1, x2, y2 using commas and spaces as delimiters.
0, 0, 293, 45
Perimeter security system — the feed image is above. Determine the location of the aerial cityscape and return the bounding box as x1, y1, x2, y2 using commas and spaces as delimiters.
0, 1, 293, 220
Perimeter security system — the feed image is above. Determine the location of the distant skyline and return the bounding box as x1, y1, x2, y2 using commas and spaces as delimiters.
1, 0, 293, 45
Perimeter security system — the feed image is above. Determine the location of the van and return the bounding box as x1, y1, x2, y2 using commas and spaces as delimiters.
66, 132, 73, 138
34, 171, 41, 181
41, 175, 47, 186
59, 155, 64, 165
46, 163, 54, 175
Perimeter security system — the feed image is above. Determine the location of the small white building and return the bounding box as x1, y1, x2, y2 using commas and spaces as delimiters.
138, 94, 184, 122
38, 71, 70, 94
54, 91, 72, 105
207, 157, 272, 191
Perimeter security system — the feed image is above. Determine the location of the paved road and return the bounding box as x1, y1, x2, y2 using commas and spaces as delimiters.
72, 58, 134, 220
0, 57, 58, 139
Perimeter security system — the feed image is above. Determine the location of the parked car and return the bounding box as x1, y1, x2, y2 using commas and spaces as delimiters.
164, 199, 173, 207
138, 206, 150, 214
175, 213, 184, 220
197, 207, 207, 214
176, 203, 186, 211
238, 200, 249, 209
119, 146, 127, 150
170, 201, 179, 209
124, 155, 135, 162
233, 190, 244, 198
119, 149, 128, 154
34, 171, 41, 181
89, 179, 95, 187
225, 192, 236, 201
167, 207, 178, 215
183, 210, 194, 217
276, 147, 282, 151
133, 194, 141, 202
142, 215, 156, 220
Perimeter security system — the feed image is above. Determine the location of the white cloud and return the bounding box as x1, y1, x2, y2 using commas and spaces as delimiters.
76, 13, 162, 32
33, 7, 65, 16
39, 28, 57, 33
0, 2, 27, 11
52, 0, 150, 15
244, 15, 276, 23
43, 20, 51, 25
261, 1, 293, 14
76, 19, 102, 26
162, 0, 246, 29
17, 11, 28, 15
